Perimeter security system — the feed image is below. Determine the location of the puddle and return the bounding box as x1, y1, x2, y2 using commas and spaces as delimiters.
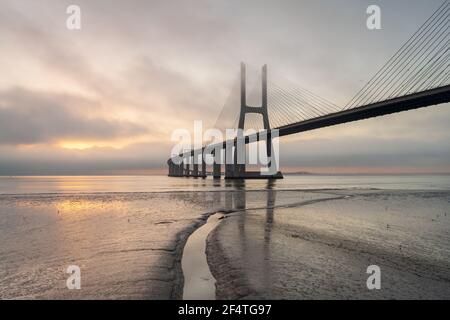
182, 213, 223, 299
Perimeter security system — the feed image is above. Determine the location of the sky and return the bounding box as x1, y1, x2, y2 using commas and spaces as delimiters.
0, 0, 449, 175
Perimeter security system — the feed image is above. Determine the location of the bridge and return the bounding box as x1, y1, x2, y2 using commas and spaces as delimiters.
168, 0, 450, 179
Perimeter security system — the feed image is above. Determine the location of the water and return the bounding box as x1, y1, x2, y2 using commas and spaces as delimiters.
0, 174, 449, 299
182, 213, 224, 300
0, 174, 449, 194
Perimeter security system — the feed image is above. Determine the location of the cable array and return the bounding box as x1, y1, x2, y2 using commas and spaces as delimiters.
343, 0, 449, 110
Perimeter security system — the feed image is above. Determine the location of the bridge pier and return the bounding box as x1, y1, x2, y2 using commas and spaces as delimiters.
233, 133, 246, 178
224, 141, 235, 179
167, 159, 174, 176
201, 159, 207, 178
172, 163, 179, 177
184, 160, 190, 177
225, 164, 234, 178
224, 63, 283, 180
212, 149, 221, 179
213, 162, 221, 179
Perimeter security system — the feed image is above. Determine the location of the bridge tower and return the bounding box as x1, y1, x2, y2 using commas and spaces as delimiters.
225, 63, 283, 179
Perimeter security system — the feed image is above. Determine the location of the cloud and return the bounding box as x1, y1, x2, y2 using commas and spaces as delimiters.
0, 0, 448, 174
0, 88, 148, 145
0, 141, 170, 175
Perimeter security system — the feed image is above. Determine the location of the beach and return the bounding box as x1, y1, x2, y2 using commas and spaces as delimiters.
207, 189, 450, 299
0, 191, 211, 299
0, 175, 449, 299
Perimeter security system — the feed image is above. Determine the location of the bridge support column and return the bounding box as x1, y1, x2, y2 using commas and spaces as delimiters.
172, 164, 177, 177
225, 164, 234, 178
233, 138, 245, 178
185, 161, 190, 177
213, 162, 221, 179
167, 159, 174, 177
224, 62, 282, 179
225, 141, 235, 179
212, 149, 221, 179
193, 164, 199, 178
201, 159, 206, 178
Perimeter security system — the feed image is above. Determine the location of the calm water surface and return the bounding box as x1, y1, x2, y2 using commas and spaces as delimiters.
0, 174, 449, 194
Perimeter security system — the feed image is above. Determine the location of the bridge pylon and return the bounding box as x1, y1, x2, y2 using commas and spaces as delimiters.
225, 63, 283, 179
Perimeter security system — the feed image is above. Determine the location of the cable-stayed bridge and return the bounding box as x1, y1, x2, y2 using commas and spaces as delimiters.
168, 0, 450, 179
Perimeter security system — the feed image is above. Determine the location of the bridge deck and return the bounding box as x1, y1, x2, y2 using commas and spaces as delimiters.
176, 85, 450, 159
277, 84, 450, 137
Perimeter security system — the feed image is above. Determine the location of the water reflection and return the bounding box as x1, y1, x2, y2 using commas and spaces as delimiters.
263, 181, 276, 291
220, 179, 277, 294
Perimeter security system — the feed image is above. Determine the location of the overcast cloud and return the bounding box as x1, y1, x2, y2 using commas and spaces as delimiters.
0, 0, 448, 174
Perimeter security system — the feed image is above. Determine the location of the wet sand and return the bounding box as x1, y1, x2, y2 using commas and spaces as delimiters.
0, 187, 332, 299
2, 185, 450, 299
0, 192, 223, 299
206, 190, 450, 299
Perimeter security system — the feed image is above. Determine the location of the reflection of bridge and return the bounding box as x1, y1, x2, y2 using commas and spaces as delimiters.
168, 1, 450, 179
